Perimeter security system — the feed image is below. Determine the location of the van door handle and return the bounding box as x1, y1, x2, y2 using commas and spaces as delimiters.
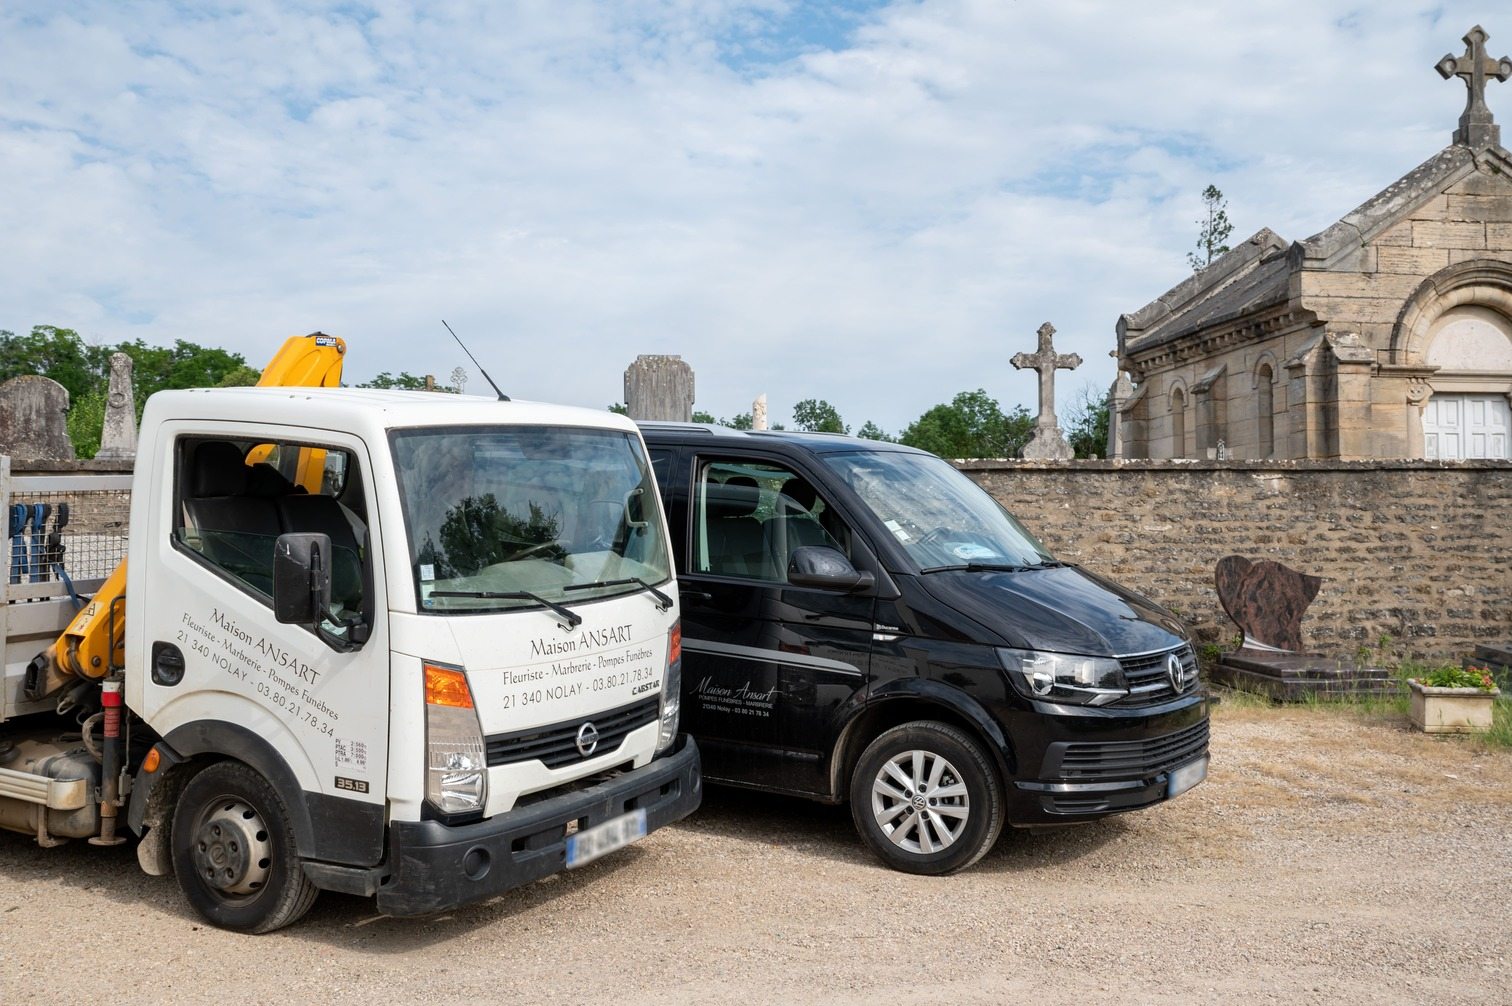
678, 588, 712, 604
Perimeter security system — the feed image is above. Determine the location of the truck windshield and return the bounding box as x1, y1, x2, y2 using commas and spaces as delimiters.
390, 425, 671, 613
820, 450, 1055, 572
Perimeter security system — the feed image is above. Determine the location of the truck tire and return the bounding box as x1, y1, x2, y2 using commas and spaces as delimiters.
849, 721, 1003, 875
171, 761, 319, 933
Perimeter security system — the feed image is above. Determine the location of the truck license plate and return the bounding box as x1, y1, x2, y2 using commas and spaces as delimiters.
1168, 756, 1208, 798
565, 809, 648, 868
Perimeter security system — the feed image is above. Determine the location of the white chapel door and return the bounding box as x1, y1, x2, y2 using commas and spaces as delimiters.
1424, 394, 1511, 459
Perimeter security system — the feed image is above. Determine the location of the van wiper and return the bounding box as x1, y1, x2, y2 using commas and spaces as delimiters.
430, 590, 583, 628
564, 577, 673, 612
919, 561, 1066, 574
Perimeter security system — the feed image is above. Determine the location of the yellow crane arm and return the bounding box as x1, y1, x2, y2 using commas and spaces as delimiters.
24, 333, 348, 701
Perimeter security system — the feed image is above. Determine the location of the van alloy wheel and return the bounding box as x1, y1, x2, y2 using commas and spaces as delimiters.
850, 721, 1004, 875
869, 749, 970, 854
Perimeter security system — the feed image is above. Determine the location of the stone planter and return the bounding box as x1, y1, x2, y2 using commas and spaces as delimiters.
1408, 680, 1500, 734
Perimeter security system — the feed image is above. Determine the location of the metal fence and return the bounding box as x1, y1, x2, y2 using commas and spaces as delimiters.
1, 461, 132, 603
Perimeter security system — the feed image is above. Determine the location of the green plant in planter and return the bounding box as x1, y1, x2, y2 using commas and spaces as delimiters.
1410, 665, 1497, 691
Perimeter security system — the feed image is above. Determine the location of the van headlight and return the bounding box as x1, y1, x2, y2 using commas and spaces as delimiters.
656, 622, 681, 753
999, 648, 1127, 706
423, 662, 487, 815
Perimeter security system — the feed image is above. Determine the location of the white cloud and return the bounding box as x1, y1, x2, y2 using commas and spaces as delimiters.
0, 0, 1503, 433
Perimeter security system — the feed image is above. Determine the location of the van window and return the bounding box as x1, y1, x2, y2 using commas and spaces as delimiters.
693, 460, 848, 582
820, 450, 1051, 571
173, 437, 369, 620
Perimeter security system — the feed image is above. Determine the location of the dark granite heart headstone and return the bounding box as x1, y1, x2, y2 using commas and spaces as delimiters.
1215, 555, 1322, 653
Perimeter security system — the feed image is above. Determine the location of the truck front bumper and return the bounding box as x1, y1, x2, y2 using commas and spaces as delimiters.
375, 735, 701, 917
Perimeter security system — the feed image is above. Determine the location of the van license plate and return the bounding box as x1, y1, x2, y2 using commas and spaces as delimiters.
1167, 756, 1208, 798
566, 809, 648, 868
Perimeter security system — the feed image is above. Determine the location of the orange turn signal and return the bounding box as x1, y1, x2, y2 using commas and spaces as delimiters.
424, 663, 475, 709
668, 622, 681, 665
142, 747, 162, 774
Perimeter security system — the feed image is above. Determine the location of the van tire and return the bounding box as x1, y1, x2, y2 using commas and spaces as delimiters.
171, 761, 319, 933
849, 721, 1003, 875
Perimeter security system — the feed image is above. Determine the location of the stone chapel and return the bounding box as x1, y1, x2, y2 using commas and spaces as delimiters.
1112, 26, 1512, 461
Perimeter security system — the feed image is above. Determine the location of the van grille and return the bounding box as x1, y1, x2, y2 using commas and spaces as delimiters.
1048, 719, 1209, 783
1116, 646, 1199, 706
486, 697, 659, 769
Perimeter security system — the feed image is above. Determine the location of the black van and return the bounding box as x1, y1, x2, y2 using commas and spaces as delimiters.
639, 423, 1209, 875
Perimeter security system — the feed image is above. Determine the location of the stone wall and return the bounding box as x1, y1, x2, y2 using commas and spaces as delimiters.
959, 458, 1512, 663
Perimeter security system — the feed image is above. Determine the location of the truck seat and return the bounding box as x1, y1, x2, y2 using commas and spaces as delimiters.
183, 441, 283, 594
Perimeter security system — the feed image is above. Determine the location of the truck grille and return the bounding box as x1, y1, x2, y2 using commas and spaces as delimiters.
1048, 719, 1209, 783
486, 697, 659, 769
1115, 645, 1199, 706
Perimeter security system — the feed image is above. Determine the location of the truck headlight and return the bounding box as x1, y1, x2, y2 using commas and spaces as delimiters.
424, 662, 487, 815
656, 622, 681, 753
999, 648, 1128, 706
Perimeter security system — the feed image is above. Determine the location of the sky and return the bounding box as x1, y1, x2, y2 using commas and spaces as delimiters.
1, 1, 1508, 435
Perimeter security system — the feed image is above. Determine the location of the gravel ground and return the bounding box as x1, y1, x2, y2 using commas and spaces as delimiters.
1, 701, 1509, 1005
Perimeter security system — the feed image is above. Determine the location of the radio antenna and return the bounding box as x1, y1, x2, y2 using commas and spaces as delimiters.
441, 320, 509, 401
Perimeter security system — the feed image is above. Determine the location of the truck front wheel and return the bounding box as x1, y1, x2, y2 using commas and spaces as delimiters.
171, 761, 318, 933
849, 721, 1004, 875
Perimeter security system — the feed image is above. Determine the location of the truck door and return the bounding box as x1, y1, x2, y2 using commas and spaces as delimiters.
678, 454, 874, 797
133, 426, 391, 866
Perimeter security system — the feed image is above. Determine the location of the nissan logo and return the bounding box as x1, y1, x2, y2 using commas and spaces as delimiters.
1167, 653, 1185, 692
575, 721, 600, 757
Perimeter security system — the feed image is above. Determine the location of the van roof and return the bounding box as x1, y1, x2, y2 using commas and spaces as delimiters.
636, 421, 929, 456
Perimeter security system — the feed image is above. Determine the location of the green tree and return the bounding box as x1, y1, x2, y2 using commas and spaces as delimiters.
1063, 382, 1111, 459
720, 412, 754, 430
0, 326, 110, 403
856, 421, 894, 442
691, 410, 717, 424
792, 398, 848, 434
1187, 184, 1234, 271
607, 402, 629, 415
899, 389, 1032, 459
67, 388, 107, 459
355, 371, 460, 393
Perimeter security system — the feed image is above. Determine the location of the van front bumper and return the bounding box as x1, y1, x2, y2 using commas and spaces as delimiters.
375, 735, 701, 917
1001, 695, 1209, 825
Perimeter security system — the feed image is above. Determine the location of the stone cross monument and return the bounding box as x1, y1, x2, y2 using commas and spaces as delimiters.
1011, 322, 1082, 459
1437, 24, 1512, 148
95, 352, 139, 460
624, 355, 695, 422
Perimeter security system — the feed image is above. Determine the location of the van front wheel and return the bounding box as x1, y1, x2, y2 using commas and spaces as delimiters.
849, 721, 1003, 875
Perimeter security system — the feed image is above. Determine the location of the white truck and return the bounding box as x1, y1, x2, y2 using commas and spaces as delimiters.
0, 340, 699, 932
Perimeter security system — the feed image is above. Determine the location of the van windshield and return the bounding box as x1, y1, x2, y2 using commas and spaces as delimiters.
391, 426, 671, 613
820, 450, 1055, 572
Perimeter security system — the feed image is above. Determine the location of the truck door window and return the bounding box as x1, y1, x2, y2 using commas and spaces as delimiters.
174, 437, 370, 623
694, 460, 848, 582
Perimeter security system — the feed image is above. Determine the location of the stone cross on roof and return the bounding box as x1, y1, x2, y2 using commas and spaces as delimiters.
1436, 24, 1512, 148
1011, 322, 1081, 459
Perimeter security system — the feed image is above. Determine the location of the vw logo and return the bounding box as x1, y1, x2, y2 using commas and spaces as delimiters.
1167, 653, 1185, 692
575, 721, 600, 757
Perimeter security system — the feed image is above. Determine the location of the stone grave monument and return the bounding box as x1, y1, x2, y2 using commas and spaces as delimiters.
1209, 555, 1393, 700
95, 352, 138, 460
1011, 322, 1081, 460
624, 355, 694, 422
0, 375, 75, 461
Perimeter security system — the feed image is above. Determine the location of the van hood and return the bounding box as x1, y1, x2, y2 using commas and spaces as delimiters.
917, 564, 1187, 657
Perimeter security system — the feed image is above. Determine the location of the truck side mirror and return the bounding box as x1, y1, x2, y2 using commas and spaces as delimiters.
274, 532, 333, 625
787, 546, 876, 593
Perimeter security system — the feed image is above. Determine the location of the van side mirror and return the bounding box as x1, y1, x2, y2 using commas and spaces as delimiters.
274, 532, 333, 625
787, 546, 875, 593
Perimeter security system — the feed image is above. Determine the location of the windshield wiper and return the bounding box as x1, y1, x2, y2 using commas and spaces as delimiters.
919, 560, 1065, 575
430, 590, 583, 628
564, 577, 673, 612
